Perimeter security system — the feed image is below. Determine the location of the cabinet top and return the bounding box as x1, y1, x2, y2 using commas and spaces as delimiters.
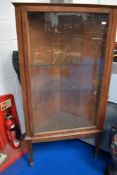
12, 0, 117, 6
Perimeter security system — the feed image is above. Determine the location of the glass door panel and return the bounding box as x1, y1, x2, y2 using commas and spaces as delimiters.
27, 12, 109, 133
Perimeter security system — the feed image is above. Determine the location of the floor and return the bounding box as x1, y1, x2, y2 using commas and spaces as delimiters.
1, 140, 110, 175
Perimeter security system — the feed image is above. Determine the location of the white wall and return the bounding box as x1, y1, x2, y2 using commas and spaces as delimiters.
0, 0, 25, 133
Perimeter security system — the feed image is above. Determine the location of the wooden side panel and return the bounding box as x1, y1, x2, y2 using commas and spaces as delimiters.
15, 6, 31, 137
96, 10, 117, 129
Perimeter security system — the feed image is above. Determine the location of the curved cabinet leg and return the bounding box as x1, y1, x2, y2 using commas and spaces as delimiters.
94, 133, 102, 157
26, 140, 34, 166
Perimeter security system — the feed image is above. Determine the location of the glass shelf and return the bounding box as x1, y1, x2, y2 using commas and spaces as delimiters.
30, 63, 102, 66
32, 79, 99, 93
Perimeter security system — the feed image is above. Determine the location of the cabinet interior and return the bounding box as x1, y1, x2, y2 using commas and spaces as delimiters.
27, 12, 108, 133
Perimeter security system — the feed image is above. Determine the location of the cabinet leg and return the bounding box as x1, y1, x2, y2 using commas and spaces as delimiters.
26, 140, 34, 166
94, 133, 102, 157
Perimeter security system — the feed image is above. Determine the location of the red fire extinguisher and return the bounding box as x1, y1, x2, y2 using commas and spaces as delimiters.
5, 110, 21, 148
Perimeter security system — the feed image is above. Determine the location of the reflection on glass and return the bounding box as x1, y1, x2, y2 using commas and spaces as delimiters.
28, 12, 108, 133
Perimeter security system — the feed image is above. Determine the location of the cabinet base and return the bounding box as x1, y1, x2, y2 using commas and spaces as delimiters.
26, 140, 33, 166
25, 130, 102, 165
29, 161, 34, 167
94, 133, 102, 157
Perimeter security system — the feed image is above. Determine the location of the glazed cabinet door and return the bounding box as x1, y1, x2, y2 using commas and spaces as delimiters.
21, 9, 110, 135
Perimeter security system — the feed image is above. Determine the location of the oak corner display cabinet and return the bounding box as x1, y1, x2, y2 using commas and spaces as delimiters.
13, 0, 117, 165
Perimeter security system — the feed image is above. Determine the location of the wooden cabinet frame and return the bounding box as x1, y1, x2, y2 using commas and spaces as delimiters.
13, 3, 117, 165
